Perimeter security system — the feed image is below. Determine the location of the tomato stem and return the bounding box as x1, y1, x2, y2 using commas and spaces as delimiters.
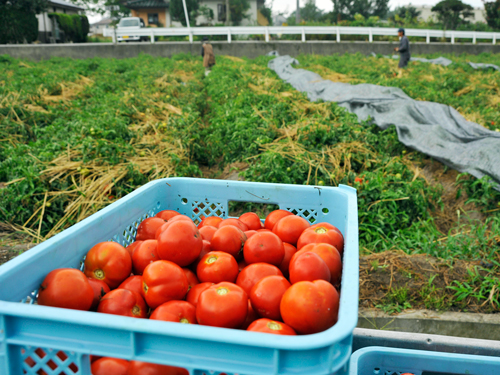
267, 321, 282, 331
93, 269, 105, 280
314, 227, 328, 234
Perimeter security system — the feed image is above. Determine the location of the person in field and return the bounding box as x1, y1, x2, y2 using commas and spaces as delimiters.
201, 37, 216, 76
394, 28, 410, 77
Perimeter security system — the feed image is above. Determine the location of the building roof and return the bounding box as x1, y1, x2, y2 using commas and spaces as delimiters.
126, 0, 168, 9
48, 0, 85, 11
91, 17, 114, 26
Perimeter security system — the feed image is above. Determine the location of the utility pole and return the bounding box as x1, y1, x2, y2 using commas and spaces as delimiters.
182, 0, 190, 27
296, 0, 300, 24
225, 0, 231, 25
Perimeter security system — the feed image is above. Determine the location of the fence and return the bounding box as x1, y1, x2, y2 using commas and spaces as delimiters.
103, 26, 500, 44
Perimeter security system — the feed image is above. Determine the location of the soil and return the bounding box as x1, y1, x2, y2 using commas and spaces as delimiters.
359, 250, 498, 314
415, 158, 484, 234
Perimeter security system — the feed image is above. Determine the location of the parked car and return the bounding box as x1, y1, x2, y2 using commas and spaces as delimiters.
117, 17, 148, 42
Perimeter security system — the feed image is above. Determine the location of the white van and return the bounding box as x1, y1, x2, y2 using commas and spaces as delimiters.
117, 17, 148, 42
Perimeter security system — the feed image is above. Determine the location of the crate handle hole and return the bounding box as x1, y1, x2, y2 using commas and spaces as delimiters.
373, 368, 380, 374
322, 208, 329, 214
157, 201, 161, 209
181, 198, 188, 204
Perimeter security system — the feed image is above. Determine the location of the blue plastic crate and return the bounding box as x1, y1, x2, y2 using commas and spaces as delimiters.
349, 346, 500, 375
0, 178, 359, 375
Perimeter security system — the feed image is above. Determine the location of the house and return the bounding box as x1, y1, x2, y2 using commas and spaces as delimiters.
415, 5, 486, 24
37, 0, 85, 43
273, 14, 287, 26
125, 0, 265, 27
90, 17, 115, 35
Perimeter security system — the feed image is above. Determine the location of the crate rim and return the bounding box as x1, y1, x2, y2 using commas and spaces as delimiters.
0, 177, 359, 352
350, 346, 500, 368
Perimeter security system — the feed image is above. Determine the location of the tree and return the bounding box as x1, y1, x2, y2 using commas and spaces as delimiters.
431, 0, 474, 29
0, 0, 47, 44
484, 0, 500, 30
170, 0, 199, 26
332, 0, 389, 22
228, 0, 251, 25
389, 4, 421, 25
287, 0, 324, 24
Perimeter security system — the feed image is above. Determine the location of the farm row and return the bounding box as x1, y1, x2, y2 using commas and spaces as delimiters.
0, 52, 499, 312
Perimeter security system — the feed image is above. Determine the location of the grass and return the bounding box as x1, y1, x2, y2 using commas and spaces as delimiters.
1, 51, 499, 312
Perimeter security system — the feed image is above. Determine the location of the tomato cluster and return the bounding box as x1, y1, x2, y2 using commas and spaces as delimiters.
36, 209, 344, 372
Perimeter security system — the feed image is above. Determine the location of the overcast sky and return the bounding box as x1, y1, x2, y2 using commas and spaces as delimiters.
271, 0, 485, 16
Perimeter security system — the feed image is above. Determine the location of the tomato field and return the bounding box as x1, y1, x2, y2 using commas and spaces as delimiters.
1, 51, 499, 314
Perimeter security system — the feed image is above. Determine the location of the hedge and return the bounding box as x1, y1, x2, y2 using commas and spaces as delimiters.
49, 13, 90, 43
0, 8, 38, 44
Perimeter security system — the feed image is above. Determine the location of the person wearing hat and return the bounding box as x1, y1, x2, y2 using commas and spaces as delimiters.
394, 28, 410, 75
201, 37, 216, 75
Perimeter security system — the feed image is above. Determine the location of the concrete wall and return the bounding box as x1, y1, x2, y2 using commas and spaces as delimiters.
1, 41, 499, 61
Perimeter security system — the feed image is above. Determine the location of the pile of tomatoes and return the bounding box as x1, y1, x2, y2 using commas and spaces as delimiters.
36, 209, 344, 374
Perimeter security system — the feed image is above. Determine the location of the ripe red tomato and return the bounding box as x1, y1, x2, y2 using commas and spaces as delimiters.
198, 216, 222, 229
244, 230, 258, 239
128, 361, 189, 375
239, 212, 263, 230
250, 275, 290, 321
126, 241, 142, 257
243, 232, 284, 266
199, 225, 218, 242
278, 242, 297, 277
142, 260, 189, 309
157, 221, 203, 267
91, 357, 129, 375
297, 223, 344, 255
294, 243, 342, 285
186, 282, 215, 307
257, 229, 272, 232
210, 226, 247, 258
155, 222, 170, 239
150, 300, 197, 324
118, 275, 143, 296
88, 278, 110, 311
38, 268, 94, 311
97, 289, 147, 318
196, 282, 248, 328
236, 263, 283, 295
132, 239, 160, 275
84, 241, 132, 289
240, 299, 259, 330
155, 210, 181, 221
182, 268, 199, 290
218, 218, 249, 231
247, 319, 297, 335
272, 215, 310, 246
289, 251, 330, 284
168, 215, 193, 223
264, 210, 293, 230
196, 251, 238, 283
280, 280, 339, 334
136, 217, 166, 241
189, 240, 211, 272
186, 282, 213, 308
